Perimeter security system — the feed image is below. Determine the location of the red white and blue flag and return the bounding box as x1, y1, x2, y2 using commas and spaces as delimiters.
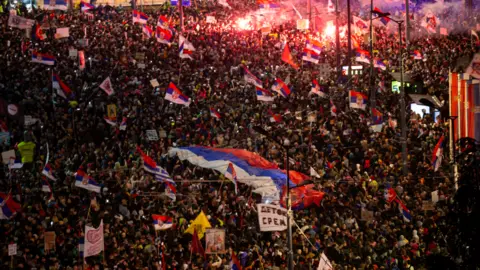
156, 26, 174, 44
42, 163, 56, 181
32, 51, 55, 66
398, 200, 412, 222
373, 7, 390, 25
119, 117, 127, 131
75, 168, 101, 193
256, 87, 275, 102
432, 135, 445, 172
225, 163, 238, 194
374, 58, 386, 70
411, 50, 423, 60
0, 193, 21, 219
244, 66, 263, 88
157, 15, 172, 29
230, 252, 242, 270
104, 117, 117, 126
258, 0, 279, 8
355, 49, 371, 64
52, 73, 73, 100
330, 100, 337, 116
165, 82, 190, 106
302, 48, 320, 64
179, 35, 195, 59
152, 215, 173, 230
210, 108, 221, 119
371, 108, 383, 125
310, 79, 326, 97
306, 38, 322, 54
349, 90, 368, 110
271, 78, 291, 98
80, 1, 95, 12
132, 10, 148, 24
142, 25, 154, 38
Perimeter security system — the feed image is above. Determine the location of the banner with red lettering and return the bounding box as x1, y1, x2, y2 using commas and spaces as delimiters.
84, 220, 104, 258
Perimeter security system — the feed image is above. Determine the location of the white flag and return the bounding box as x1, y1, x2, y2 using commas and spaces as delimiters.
99, 77, 114, 96
317, 253, 333, 270
310, 167, 321, 178
84, 220, 104, 258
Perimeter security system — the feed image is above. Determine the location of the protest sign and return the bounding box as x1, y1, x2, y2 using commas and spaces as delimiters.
55, 27, 70, 39
2, 150, 15, 164
44, 232, 56, 251
8, 14, 35, 29
150, 79, 160, 87
205, 229, 225, 254
431, 190, 439, 203
69, 48, 78, 58
257, 204, 287, 231
8, 244, 17, 256
24, 115, 38, 126
107, 104, 117, 120
422, 201, 435, 211
361, 208, 374, 222
138, 63, 146, 69
84, 220, 104, 258
317, 252, 333, 270
146, 130, 159, 141
206, 16, 217, 24
99, 77, 114, 95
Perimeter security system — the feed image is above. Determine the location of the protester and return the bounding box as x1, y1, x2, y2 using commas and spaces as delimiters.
0, 2, 478, 269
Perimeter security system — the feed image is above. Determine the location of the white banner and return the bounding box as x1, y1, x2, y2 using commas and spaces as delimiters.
8, 15, 35, 30
317, 252, 333, 270
257, 204, 287, 231
84, 220, 104, 258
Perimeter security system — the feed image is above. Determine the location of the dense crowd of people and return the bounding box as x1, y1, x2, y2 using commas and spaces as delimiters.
0, 1, 479, 269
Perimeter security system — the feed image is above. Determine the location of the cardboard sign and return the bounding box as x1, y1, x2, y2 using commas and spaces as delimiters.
431, 190, 439, 204
137, 63, 146, 69
2, 150, 15, 164
107, 104, 117, 121
146, 130, 159, 141
257, 204, 287, 231
307, 112, 317, 123
150, 79, 159, 88
8, 244, 17, 256
69, 48, 78, 58
135, 52, 145, 62
24, 115, 38, 126
206, 16, 216, 24
205, 229, 225, 254
361, 208, 374, 222
44, 231, 56, 251
422, 201, 435, 211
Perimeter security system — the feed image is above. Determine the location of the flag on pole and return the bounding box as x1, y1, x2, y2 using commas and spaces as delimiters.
42, 163, 56, 181
184, 211, 211, 239
243, 66, 263, 88
310, 79, 326, 97
373, 58, 386, 70
225, 163, 238, 194
156, 26, 174, 44
80, 1, 95, 12
0, 193, 21, 219
349, 90, 368, 110
210, 107, 221, 119
132, 10, 148, 24
191, 228, 206, 258
179, 35, 195, 59
142, 25, 154, 38
281, 44, 299, 69
165, 82, 191, 106
271, 78, 291, 98
411, 50, 423, 60
230, 252, 242, 270
75, 168, 102, 193
32, 51, 55, 65
99, 77, 114, 96
52, 73, 73, 100
119, 117, 127, 131
256, 87, 275, 102
432, 135, 445, 172
152, 215, 173, 230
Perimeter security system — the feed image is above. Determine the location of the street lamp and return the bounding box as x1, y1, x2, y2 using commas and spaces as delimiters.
372, 10, 408, 176
253, 126, 294, 270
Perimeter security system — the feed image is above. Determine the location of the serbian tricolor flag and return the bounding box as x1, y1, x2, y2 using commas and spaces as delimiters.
224, 163, 238, 194
119, 117, 127, 131
431, 135, 445, 172
152, 215, 173, 230
179, 35, 195, 59
258, 0, 279, 9
0, 193, 21, 219
75, 168, 101, 193
42, 163, 56, 181
271, 78, 291, 98
32, 51, 55, 66
52, 73, 73, 100
132, 10, 148, 24
411, 50, 423, 60
355, 49, 371, 64
256, 87, 275, 102
230, 252, 242, 270
371, 108, 383, 125
305, 39, 322, 54
156, 26, 174, 44
302, 48, 320, 64
142, 25, 154, 38
374, 58, 386, 70
244, 66, 263, 88
330, 99, 337, 116
310, 79, 326, 97
165, 82, 191, 106
157, 15, 172, 29
281, 44, 299, 69
349, 90, 368, 110
268, 109, 283, 123
80, 1, 95, 12
384, 186, 397, 203
210, 108, 221, 119
373, 7, 390, 25
397, 200, 412, 222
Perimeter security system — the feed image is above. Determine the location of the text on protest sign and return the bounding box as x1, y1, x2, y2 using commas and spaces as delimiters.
84, 220, 104, 258
257, 204, 288, 231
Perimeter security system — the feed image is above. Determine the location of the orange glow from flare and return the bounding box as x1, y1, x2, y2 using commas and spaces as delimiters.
324, 24, 336, 38
236, 18, 252, 30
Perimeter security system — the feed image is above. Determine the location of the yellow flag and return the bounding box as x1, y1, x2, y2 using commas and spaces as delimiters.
184, 211, 211, 239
